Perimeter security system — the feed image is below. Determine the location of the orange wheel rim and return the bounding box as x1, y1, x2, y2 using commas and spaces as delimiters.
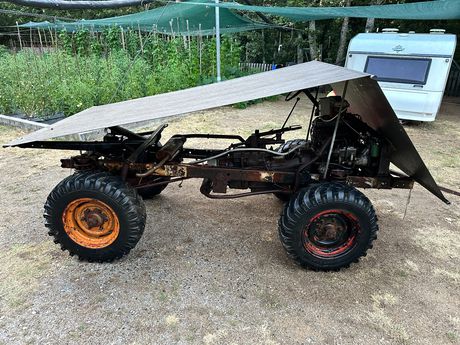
62, 198, 120, 249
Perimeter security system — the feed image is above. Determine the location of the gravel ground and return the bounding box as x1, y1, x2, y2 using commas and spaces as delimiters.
0, 98, 459, 345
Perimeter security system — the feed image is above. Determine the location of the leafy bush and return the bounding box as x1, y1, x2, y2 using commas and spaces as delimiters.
0, 32, 242, 118
0, 45, 8, 57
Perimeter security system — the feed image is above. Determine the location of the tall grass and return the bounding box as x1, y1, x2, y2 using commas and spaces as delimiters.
0, 30, 242, 118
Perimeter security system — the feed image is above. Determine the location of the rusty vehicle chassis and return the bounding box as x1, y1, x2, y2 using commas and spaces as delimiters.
12, 93, 425, 270
20, 124, 414, 199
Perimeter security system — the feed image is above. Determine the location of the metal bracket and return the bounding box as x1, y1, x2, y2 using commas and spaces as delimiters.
127, 124, 167, 163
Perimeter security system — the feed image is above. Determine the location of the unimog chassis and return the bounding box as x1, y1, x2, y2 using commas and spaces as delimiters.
16, 90, 417, 271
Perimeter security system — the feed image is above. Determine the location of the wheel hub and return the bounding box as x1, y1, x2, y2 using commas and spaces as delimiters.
309, 214, 348, 247
81, 208, 109, 229
303, 209, 360, 258
62, 198, 120, 249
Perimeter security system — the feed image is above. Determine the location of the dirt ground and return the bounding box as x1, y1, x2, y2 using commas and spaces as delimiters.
0, 97, 459, 345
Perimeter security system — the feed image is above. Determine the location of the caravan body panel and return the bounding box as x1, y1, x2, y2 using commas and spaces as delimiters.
345, 32, 456, 121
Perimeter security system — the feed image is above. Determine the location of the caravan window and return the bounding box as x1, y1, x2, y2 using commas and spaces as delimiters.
364, 56, 431, 84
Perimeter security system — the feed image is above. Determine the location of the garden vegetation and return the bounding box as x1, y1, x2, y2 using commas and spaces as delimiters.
0, 28, 242, 117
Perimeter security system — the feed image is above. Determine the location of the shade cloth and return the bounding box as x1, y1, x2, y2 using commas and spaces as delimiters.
18, 0, 271, 34
186, 0, 460, 21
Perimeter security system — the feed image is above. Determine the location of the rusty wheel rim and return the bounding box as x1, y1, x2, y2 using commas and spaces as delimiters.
302, 209, 360, 258
62, 198, 120, 249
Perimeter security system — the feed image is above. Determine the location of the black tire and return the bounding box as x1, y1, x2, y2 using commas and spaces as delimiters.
278, 183, 378, 271
277, 139, 307, 153
44, 171, 146, 262
273, 192, 292, 202
274, 139, 307, 202
136, 177, 170, 199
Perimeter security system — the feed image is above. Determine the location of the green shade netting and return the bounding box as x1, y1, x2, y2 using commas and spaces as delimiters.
187, 0, 460, 21
19, 0, 271, 34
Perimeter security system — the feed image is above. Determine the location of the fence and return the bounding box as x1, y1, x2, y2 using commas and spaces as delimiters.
241, 61, 460, 97
239, 62, 274, 73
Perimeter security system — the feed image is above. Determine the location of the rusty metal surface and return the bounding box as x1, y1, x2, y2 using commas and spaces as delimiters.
61, 157, 154, 171
126, 124, 167, 163
333, 78, 448, 204
155, 137, 186, 161
346, 176, 414, 189
159, 164, 296, 184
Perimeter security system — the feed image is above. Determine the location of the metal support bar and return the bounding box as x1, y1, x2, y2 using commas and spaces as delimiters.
303, 89, 320, 108
172, 133, 245, 143
346, 176, 414, 190
127, 124, 167, 163
156, 164, 296, 185
323, 81, 349, 179
16, 140, 141, 151
109, 126, 145, 140
306, 87, 319, 141
215, 0, 221, 82
282, 97, 300, 129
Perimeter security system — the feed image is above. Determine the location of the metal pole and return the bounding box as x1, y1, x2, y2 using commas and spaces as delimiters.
215, 0, 221, 82
323, 81, 349, 179
306, 87, 319, 141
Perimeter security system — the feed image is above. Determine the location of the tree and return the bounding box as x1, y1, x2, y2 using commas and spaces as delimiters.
307, 21, 318, 60
335, 0, 351, 64
364, 0, 385, 32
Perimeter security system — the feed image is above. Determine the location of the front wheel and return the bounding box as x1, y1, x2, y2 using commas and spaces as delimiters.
44, 171, 146, 262
278, 183, 378, 271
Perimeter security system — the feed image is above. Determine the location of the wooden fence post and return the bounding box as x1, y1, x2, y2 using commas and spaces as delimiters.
120, 27, 126, 50
38, 28, 44, 52
16, 22, 23, 50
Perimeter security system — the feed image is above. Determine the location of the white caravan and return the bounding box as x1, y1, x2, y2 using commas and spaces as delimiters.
345, 29, 457, 121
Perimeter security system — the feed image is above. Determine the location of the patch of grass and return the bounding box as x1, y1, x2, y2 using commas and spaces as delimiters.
0, 242, 53, 311
165, 314, 179, 327
0, 125, 23, 140
158, 290, 168, 302
396, 269, 410, 278
367, 293, 410, 345
434, 268, 460, 282
156, 282, 180, 303
446, 331, 458, 343
371, 293, 398, 308
259, 289, 283, 309
233, 96, 279, 110
404, 260, 420, 272
414, 227, 460, 260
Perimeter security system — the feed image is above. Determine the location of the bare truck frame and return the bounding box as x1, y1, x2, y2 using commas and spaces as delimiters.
5, 62, 450, 271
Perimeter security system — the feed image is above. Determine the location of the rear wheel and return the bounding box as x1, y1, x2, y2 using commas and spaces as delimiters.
278, 183, 378, 271
277, 139, 307, 153
136, 177, 170, 199
44, 171, 146, 262
273, 192, 292, 202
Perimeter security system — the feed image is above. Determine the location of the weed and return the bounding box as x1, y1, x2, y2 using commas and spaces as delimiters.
446, 331, 458, 343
